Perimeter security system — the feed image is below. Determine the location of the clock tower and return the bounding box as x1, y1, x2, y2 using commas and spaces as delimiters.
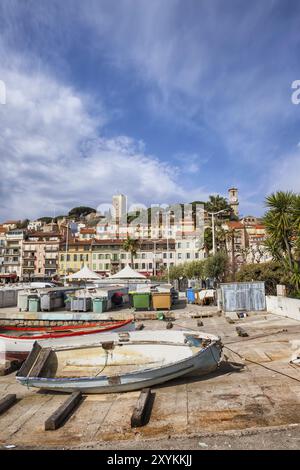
228, 187, 239, 217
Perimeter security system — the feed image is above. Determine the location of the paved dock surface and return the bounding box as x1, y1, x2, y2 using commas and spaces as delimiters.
0, 304, 300, 450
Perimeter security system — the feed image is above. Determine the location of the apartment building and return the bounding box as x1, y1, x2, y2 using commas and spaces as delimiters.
0, 226, 7, 274
2, 229, 25, 279
58, 240, 92, 276
222, 216, 271, 266
59, 238, 176, 277
22, 231, 61, 280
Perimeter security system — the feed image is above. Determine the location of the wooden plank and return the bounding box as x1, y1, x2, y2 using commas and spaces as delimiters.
236, 326, 249, 337
45, 391, 82, 431
16, 341, 42, 377
131, 388, 154, 428
29, 348, 52, 377
0, 394, 17, 415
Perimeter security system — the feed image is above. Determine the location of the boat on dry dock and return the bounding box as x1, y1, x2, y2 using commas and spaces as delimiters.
16, 330, 222, 393
0, 319, 134, 361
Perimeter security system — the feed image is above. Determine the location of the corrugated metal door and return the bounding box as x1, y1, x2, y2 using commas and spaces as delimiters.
221, 282, 265, 312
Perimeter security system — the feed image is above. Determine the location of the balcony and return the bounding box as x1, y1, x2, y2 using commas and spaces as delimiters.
44, 263, 57, 269
4, 249, 20, 256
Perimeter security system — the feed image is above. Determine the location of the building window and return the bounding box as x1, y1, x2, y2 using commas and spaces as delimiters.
67, 254, 70, 261
60, 255, 64, 261
178, 253, 182, 259
135, 263, 139, 269
74, 254, 77, 261
187, 253, 191, 259
142, 263, 145, 269
93, 264, 96, 270
149, 263, 152, 269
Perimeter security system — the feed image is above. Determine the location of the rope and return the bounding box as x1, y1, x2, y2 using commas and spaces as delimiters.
94, 349, 109, 377
224, 344, 300, 384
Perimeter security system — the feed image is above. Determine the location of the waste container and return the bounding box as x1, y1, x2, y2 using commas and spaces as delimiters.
186, 288, 196, 304
70, 297, 92, 312
152, 292, 171, 311
28, 296, 40, 312
132, 292, 151, 310
93, 297, 107, 313
40, 291, 64, 311
18, 292, 29, 311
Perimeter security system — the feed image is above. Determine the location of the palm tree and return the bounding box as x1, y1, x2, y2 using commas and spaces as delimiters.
204, 195, 231, 214
122, 236, 139, 267
264, 191, 300, 290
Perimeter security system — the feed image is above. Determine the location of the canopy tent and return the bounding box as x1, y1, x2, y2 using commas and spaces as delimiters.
68, 265, 102, 280
108, 265, 146, 280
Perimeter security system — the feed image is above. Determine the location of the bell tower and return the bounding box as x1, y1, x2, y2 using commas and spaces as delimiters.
228, 187, 239, 217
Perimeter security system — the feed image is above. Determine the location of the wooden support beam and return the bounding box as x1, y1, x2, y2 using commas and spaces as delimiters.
0, 394, 17, 415
17, 341, 42, 377
236, 326, 249, 337
131, 388, 154, 428
45, 391, 82, 431
29, 348, 52, 377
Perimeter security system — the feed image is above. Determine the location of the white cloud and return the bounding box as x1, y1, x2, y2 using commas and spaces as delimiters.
267, 150, 300, 194
0, 48, 208, 220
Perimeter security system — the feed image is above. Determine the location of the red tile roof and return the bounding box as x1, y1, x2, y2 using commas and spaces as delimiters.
80, 228, 96, 234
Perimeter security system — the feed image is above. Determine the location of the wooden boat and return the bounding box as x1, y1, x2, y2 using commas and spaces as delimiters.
16, 330, 222, 393
0, 320, 134, 362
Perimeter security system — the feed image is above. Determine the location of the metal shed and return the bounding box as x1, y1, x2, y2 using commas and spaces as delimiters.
220, 281, 266, 312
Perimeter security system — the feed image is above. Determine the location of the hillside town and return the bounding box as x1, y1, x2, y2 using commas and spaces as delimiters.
0, 188, 271, 283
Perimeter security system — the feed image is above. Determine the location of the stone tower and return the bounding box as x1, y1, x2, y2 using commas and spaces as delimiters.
228, 187, 239, 217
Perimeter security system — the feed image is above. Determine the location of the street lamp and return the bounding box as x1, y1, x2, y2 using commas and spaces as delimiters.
207, 209, 227, 255
166, 213, 170, 284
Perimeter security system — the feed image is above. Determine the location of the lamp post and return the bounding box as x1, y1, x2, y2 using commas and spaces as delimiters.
64, 222, 69, 286
207, 209, 227, 255
166, 211, 170, 284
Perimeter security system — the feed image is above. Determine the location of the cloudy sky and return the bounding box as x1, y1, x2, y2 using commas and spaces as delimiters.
0, 0, 300, 220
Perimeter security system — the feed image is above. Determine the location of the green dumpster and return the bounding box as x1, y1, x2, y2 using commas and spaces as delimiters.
28, 297, 40, 312
132, 292, 151, 310
93, 297, 107, 313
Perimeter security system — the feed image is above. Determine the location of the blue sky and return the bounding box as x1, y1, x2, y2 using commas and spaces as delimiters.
0, 0, 300, 220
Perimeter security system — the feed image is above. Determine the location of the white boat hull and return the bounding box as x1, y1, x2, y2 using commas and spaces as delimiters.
0, 321, 135, 361
16, 330, 222, 393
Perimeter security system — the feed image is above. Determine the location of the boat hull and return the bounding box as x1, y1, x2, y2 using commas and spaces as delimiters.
16, 331, 222, 393
0, 320, 134, 361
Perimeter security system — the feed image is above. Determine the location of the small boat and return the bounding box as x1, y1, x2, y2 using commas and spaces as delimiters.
16, 330, 222, 393
0, 320, 134, 362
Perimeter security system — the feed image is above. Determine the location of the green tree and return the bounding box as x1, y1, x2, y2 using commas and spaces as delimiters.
168, 264, 186, 281
204, 252, 229, 283
236, 261, 292, 295
122, 236, 139, 266
37, 216, 53, 223
68, 206, 96, 218
264, 191, 300, 291
184, 260, 205, 279
204, 195, 232, 215
16, 219, 30, 229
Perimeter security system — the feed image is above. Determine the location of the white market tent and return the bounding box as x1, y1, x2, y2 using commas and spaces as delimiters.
68, 265, 102, 281
108, 265, 146, 280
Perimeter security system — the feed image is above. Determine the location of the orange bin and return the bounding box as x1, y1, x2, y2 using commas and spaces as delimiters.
151, 292, 171, 310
